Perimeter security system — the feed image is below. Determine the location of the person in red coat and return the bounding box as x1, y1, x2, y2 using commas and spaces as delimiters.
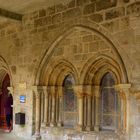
4, 93, 13, 132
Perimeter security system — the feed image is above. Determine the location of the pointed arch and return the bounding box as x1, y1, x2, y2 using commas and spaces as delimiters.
34, 18, 129, 85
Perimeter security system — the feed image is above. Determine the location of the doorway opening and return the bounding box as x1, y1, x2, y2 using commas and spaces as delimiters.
0, 74, 13, 132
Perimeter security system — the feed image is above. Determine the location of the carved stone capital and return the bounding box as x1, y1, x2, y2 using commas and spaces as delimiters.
32, 86, 43, 99
93, 85, 100, 97
74, 85, 83, 98
7, 86, 14, 96
114, 84, 131, 91
57, 86, 63, 97
83, 85, 92, 96
48, 86, 56, 96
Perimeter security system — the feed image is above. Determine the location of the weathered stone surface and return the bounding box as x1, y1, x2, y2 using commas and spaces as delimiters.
89, 13, 103, 23
83, 35, 93, 42
55, 4, 67, 12
46, 6, 55, 15
62, 7, 81, 21
39, 9, 46, 17
67, 0, 76, 8
76, 0, 90, 6
52, 13, 62, 24
89, 42, 99, 52
123, 0, 129, 3
96, 0, 117, 11
105, 7, 125, 20
11, 65, 16, 74
127, 2, 140, 15
119, 17, 129, 30
83, 3, 95, 15
34, 16, 52, 27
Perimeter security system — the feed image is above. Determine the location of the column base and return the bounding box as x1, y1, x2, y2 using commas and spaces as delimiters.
50, 122, 57, 127
40, 123, 46, 134
75, 125, 84, 131
32, 132, 41, 140
94, 125, 99, 132
86, 126, 94, 131
57, 122, 63, 127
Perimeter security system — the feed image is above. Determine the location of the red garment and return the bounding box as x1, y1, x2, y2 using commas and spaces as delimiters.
4, 95, 13, 115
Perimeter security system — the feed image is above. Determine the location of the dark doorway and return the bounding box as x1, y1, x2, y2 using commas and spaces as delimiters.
0, 74, 13, 132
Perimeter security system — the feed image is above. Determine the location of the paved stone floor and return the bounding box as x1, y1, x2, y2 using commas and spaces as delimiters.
0, 130, 30, 140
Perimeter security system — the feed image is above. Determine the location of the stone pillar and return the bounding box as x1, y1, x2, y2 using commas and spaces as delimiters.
7, 87, 14, 96
41, 86, 49, 128
91, 95, 95, 130
50, 86, 56, 126
94, 86, 100, 132
83, 95, 87, 128
115, 84, 131, 134
74, 85, 84, 131
57, 86, 63, 126
85, 85, 92, 131
43, 86, 49, 126
41, 91, 44, 125
32, 86, 42, 138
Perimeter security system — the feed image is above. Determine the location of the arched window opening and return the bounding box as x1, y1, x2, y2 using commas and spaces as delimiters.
63, 74, 77, 128
100, 72, 120, 131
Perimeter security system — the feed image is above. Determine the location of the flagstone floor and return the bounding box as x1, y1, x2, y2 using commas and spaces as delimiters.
0, 130, 30, 140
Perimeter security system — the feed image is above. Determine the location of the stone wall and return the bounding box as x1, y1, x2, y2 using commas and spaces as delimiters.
0, 0, 139, 139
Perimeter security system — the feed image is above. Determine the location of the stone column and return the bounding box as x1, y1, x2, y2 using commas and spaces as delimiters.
41, 91, 44, 125
41, 86, 49, 128
43, 86, 49, 126
94, 86, 100, 132
32, 86, 42, 138
74, 85, 84, 131
50, 86, 56, 126
115, 84, 131, 134
57, 86, 63, 126
85, 85, 92, 131
91, 95, 95, 130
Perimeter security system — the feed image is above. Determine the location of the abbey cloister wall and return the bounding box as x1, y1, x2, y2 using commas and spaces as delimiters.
0, 0, 139, 139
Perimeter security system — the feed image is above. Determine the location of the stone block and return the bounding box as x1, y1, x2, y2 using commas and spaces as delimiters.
96, 0, 117, 11
67, 0, 76, 8
11, 65, 16, 74
89, 42, 99, 52
39, 9, 46, 17
62, 8, 81, 21
123, 0, 129, 3
53, 47, 64, 56
46, 6, 55, 15
119, 17, 129, 30
102, 20, 119, 33
127, 2, 140, 15
83, 35, 93, 42
52, 13, 62, 24
76, 0, 90, 6
34, 16, 52, 27
105, 7, 125, 20
83, 3, 95, 15
89, 13, 103, 23
55, 4, 67, 12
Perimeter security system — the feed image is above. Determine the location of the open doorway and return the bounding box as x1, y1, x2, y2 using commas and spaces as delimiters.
0, 74, 13, 132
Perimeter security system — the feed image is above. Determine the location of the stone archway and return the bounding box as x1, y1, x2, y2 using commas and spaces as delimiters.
0, 56, 13, 132
33, 18, 130, 137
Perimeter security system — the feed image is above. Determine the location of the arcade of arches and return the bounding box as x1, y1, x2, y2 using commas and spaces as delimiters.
0, 0, 139, 140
